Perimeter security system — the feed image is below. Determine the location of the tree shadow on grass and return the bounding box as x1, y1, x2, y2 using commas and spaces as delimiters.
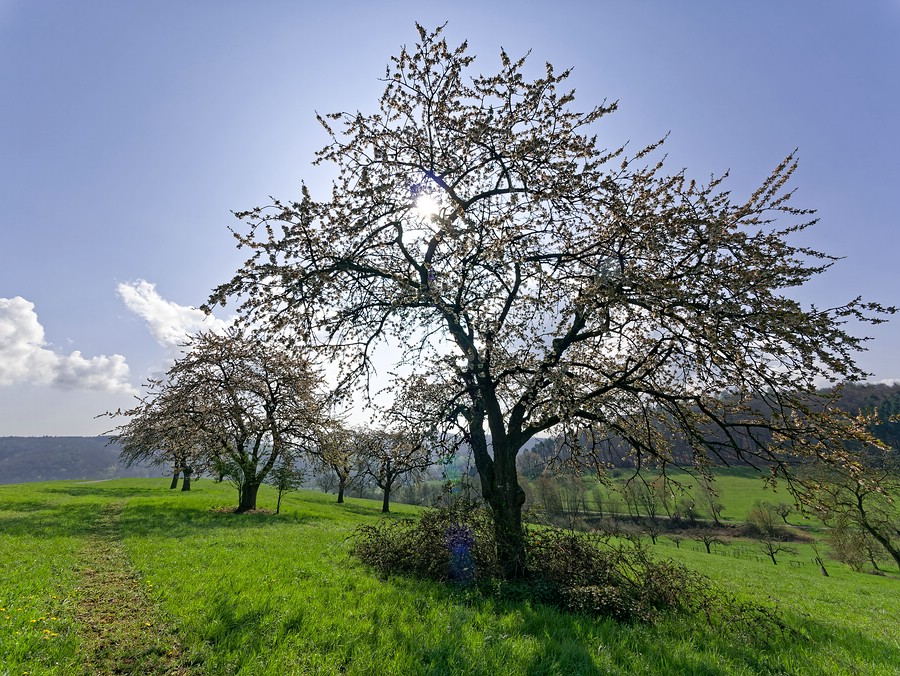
358, 575, 900, 675
0, 501, 102, 538
45, 484, 183, 499
116, 501, 321, 541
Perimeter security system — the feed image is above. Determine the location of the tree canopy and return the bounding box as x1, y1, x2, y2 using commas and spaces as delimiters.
108, 328, 325, 511
208, 24, 894, 576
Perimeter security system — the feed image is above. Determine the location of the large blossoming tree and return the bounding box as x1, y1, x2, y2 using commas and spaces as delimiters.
208, 25, 893, 577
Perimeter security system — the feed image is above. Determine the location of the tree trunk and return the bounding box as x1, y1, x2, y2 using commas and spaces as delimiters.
381, 478, 392, 513
469, 421, 528, 580
488, 490, 527, 579
238, 482, 261, 511
337, 478, 345, 504
169, 470, 180, 489
181, 467, 192, 491
276, 490, 283, 515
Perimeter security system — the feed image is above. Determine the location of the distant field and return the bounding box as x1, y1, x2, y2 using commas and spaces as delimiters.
1, 478, 898, 675
523, 466, 821, 526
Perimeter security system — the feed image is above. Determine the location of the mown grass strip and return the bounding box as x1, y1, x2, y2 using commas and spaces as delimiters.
73, 501, 194, 675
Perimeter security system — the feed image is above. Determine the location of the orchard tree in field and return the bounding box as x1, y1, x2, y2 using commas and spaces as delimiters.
748, 501, 798, 565
267, 459, 306, 515
108, 328, 326, 511
313, 424, 364, 503
360, 428, 435, 513
208, 25, 893, 578
106, 381, 208, 491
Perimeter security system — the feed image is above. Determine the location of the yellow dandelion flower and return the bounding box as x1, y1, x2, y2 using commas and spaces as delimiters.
51, 616, 58, 620
145, 622, 152, 626
51, 632, 58, 637
30, 619, 37, 623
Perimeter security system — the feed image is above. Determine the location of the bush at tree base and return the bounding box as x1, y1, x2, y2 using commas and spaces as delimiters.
352, 505, 791, 632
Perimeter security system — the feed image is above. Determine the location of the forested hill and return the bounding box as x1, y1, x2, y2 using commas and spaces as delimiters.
0, 437, 158, 485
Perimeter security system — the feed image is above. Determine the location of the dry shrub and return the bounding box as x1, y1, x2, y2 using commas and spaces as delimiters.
353, 504, 785, 631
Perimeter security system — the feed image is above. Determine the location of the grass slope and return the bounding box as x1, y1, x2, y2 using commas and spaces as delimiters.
1, 478, 898, 675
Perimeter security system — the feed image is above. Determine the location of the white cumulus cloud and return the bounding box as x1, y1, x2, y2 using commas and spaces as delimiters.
0, 296, 134, 392
116, 280, 231, 351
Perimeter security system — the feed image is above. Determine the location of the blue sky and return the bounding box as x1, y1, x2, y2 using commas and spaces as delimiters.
1, 1, 898, 435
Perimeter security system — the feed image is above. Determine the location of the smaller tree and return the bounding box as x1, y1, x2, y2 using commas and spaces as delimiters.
106, 329, 326, 511
748, 502, 797, 565
773, 502, 793, 525
313, 425, 364, 504
105, 380, 209, 492
536, 474, 564, 515
693, 530, 726, 555
361, 429, 434, 513
266, 460, 306, 515
697, 476, 724, 526
825, 514, 888, 572
642, 517, 665, 545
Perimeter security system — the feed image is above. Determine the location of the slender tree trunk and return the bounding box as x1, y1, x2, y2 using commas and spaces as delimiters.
276, 490, 283, 515
238, 482, 261, 511
181, 467, 192, 491
169, 469, 180, 490
337, 475, 346, 504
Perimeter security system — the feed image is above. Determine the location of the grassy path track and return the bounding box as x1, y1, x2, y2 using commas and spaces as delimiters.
72, 501, 193, 675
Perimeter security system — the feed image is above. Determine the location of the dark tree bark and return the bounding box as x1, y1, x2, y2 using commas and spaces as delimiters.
337, 477, 346, 504
471, 430, 527, 579
181, 466, 192, 491
169, 469, 180, 490
239, 482, 261, 512
381, 477, 393, 513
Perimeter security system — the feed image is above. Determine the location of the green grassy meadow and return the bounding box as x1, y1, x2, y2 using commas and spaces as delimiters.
1, 478, 898, 675
541, 466, 820, 526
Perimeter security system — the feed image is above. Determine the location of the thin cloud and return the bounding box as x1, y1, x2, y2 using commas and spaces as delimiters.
117, 279, 231, 351
0, 296, 134, 393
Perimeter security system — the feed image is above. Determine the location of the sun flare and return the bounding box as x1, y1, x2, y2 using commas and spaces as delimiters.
414, 194, 440, 218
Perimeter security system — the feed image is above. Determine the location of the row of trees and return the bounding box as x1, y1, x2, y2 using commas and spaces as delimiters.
105, 329, 437, 513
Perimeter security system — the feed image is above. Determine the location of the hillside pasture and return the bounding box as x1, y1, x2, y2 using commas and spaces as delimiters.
1, 478, 898, 675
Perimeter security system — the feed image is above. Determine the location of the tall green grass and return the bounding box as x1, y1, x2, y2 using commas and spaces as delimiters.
1, 478, 898, 675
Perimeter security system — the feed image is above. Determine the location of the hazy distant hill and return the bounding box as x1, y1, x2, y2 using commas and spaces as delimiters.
0, 436, 159, 485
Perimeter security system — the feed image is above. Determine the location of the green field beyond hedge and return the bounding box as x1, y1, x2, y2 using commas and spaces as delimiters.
1, 478, 898, 675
